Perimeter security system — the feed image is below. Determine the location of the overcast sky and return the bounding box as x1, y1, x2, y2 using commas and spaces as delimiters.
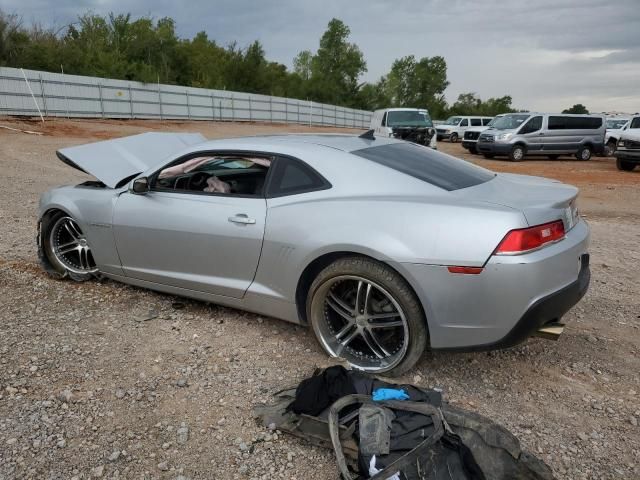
6, 0, 640, 113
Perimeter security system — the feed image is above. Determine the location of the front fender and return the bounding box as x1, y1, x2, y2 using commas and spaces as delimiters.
39, 185, 124, 275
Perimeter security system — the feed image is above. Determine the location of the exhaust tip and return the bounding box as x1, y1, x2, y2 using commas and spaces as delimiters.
535, 323, 565, 341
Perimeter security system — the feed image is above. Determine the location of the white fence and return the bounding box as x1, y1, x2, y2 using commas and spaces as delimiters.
0, 67, 372, 128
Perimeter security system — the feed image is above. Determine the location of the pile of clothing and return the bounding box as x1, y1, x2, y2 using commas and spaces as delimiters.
255, 366, 555, 480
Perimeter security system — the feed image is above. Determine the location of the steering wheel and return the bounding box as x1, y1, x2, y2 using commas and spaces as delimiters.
188, 172, 209, 191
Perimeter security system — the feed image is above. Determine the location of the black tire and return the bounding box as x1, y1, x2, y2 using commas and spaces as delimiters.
509, 144, 526, 162
604, 141, 617, 157
40, 210, 97, 282
450, 132, 458, 143
307, 256, 427, 376
576, 145, 592, 161
483, 153, 494, 159
547, 155, 560, 160
469, 146, 477, 154
616, 159, 637, 171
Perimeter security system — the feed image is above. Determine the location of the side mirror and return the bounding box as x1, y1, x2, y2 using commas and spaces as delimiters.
131, 177, 149, 194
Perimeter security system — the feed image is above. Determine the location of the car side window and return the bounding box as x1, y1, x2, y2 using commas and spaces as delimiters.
381, 112, 387, 127
520, 116, 543, 134
153, 153, 272, 197
460, 119, 469, 127
470, 118, 482, 126
267, 156, 330, 198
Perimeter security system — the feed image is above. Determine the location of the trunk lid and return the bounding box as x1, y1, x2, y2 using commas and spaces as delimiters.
454, 172, 580, 230
56, 132, 206, 188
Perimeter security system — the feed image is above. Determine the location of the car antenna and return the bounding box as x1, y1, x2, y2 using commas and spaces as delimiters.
359, 129, 375, 140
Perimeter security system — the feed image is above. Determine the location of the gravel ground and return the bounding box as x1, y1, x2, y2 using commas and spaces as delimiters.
0, 118, 638, 480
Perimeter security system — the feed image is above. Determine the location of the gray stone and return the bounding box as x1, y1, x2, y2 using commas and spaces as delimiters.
176, 424, 190, 444
91, 465, 105, 478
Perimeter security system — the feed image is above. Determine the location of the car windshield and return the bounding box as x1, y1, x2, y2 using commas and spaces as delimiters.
386, 110, 433, 127
487, 116, 501, 127
491, 114, 531, 130
606, 119, 628, 129
444, 116, 462, 125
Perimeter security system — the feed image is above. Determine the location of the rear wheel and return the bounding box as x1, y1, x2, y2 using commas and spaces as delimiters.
509, 144, 526, 162
41, 211, 97, 281
616, 159, 637, 171
576, 145, 592, 161
450, 132, 458, 143
307, 257, 427, 376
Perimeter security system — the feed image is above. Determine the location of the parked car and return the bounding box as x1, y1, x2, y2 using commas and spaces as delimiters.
477, 113, 605, 161
38, 132, 590, 375
436, 116, 493, 143
614, 115, 640, 171
462, 114, 506, 154
604, 117, 630, 156
370, 108, 437, 148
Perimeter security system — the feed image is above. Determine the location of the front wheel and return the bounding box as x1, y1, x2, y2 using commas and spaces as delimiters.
509, 144, 526, 162
616, 159, 637, 171
450, 133, 458, 143
307, 257, 427, 376
576, 146, 592, 161
40, 211, 98, 281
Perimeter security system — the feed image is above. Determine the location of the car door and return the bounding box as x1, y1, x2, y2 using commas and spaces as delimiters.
112, 153, 268, 299
458, 118, 469, 134
518, 115, 544, 152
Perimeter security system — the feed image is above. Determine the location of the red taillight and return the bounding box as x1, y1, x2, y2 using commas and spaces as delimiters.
495, 220, 565, 255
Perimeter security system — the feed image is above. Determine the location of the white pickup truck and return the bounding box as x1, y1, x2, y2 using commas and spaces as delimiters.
614, 115, 640, 171
370, 108, 437, 149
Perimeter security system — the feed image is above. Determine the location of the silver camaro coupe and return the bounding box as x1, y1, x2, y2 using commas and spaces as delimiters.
38, 132, 590, 375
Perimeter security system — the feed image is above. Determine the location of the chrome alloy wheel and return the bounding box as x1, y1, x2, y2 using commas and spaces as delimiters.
49, 216, 97, 274
311, 275, 409, 372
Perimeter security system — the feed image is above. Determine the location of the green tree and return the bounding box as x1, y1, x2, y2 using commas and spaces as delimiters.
448, 93, 516, 116
296, 18, 367, 106
293, 50, 312, 81
383, 55, 449, 115
562, 104, 589, 114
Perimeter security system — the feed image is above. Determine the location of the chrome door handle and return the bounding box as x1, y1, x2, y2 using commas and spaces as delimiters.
228, 214, 256, 225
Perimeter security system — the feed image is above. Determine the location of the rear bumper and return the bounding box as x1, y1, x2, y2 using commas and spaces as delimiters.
395, 219, 591, 349
442, 253, 590, 352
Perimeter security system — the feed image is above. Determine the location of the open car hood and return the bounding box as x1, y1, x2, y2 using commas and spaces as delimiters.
56, 132, 207, 188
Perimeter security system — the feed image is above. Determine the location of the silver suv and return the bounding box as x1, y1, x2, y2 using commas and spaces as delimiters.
477, 113, 605, 161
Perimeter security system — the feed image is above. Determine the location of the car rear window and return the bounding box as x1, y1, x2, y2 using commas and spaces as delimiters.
352, 143, 495, 191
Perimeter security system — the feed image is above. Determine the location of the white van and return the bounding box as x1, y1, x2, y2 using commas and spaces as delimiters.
370, 108, 437, 149
436, 116, 493, 143
461, 114, 506, 154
